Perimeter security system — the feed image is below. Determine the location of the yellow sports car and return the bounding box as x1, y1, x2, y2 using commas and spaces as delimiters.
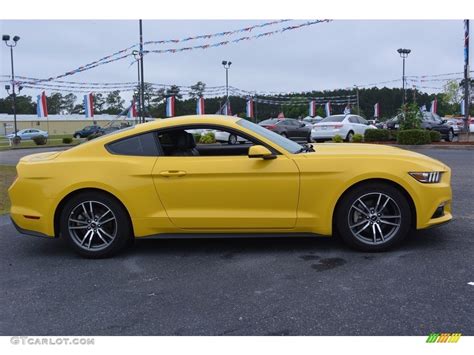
8, 115, 452, 258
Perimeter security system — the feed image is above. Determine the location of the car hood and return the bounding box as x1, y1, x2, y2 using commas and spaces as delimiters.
303, 143, 449, 170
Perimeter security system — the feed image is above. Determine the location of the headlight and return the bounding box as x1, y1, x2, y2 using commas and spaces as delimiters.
409, 171, 442, 183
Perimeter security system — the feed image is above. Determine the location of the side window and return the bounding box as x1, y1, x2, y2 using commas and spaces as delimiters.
155, 126, 262, 157
358, 117, 368, 125
348, 117, 358, 124
107, 132, 158, 156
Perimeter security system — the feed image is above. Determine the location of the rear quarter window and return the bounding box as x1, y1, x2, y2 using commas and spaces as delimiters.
106, 132, 159, 156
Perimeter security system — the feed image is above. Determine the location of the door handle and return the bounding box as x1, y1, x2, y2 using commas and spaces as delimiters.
159, 170, 187, 177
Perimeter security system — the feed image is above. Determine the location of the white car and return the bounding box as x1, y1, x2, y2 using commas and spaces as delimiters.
6, 128, 49, 140
213, 130, 248, 145
311, 114, 377, 142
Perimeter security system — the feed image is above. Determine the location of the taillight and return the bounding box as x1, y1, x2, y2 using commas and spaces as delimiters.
334, 124, 343, 129
264, 125, 276, 130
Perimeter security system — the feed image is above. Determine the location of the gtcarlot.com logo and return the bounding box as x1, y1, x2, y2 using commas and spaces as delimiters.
10, 336, 95, 346
426, 333, 462, 343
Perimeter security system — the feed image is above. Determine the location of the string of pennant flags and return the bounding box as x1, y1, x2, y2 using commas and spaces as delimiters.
31, 90, 445, 121
144, 20, 331, 55
4, 69, 472, 95
20, 19, 331, 84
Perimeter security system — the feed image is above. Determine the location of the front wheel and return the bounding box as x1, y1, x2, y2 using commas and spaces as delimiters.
447, 129, 454, 142
59, 192, 132, 258
74, 134, 81, 139
335, 182, 412, 251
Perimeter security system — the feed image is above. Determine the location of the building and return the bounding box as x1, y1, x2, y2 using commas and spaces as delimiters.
0, 114, 139, 136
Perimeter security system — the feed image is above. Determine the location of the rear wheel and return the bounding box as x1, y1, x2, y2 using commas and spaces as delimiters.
335, 182, 411, 251
74, 133, 81, 139
228, 134, 238, 145
59, 192, 132, 258
345, 131, 354, 142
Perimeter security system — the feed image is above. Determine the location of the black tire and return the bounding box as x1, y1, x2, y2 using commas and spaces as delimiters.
345, 131, 354, 142
307, 133, 312, 143
447, 129, 454, 142
228, 134, 238, 145
59, 191, 132, 258
335, 182, 412, 252
74, 134, 81, 139
280, 132, 287, 138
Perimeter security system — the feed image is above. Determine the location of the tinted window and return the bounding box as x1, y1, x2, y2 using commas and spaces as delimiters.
107, 132, 158, 156
348, 117, 358, 123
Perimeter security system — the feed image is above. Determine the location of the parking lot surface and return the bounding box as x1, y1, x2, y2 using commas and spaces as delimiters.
0, 148, 473, 335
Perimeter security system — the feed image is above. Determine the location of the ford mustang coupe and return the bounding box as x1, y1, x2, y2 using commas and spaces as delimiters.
8, 115, 452, 258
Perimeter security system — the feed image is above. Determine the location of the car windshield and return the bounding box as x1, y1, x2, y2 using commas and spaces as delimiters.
321, 115, 345, 123
237, 119, 303, 154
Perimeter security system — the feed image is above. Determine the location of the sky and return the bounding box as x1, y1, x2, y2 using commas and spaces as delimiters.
0, 19, 471, 102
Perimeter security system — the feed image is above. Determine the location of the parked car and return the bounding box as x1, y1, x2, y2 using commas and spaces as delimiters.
6, 129, 48, 141
9, 115, 452, 258
259, 118, 311, 142
385, 113, 455, 142
213, 130, 248, 144
73, 125, 103, 138
444, 118, 462, 135
311, 114, 377, 142
421, 112, 455, 142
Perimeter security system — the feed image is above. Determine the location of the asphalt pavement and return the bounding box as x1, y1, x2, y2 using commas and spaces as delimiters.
0, 148, 473, 335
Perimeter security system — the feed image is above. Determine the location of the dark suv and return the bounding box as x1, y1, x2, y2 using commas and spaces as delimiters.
73, 125, 103, 138
258, 118, 312, 142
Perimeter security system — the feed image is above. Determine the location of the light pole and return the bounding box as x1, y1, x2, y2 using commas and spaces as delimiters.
222, 60, 232, 104
2, 34, 20, 138
397, 48, 411, 106
138, 20, 145, 123
132, 50, 142, 122
354, 85, 360, 115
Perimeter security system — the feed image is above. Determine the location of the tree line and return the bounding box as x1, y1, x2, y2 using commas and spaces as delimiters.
0, 80, 471, 121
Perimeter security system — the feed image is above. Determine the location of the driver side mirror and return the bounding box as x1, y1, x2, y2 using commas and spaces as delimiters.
248, 145, 276, 160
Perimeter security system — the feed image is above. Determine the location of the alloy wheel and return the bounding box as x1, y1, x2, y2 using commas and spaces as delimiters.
229, 134, 237, 145
67, 200, 117, 251
347, 192, 402, 245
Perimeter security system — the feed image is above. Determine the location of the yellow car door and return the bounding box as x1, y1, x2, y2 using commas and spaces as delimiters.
152, 154, 299, 230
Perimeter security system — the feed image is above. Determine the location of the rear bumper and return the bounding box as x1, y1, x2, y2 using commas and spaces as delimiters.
311, 129, 345, 139
11, 217, 52, 238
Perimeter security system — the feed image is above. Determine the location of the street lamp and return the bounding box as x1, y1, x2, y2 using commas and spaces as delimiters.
222, 60, 232, 102
132, 50, 142, 122
397, 48, 411, 106
3, 34, 21, 138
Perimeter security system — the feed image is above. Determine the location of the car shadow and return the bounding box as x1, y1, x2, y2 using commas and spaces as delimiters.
11, 225, 452, 259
